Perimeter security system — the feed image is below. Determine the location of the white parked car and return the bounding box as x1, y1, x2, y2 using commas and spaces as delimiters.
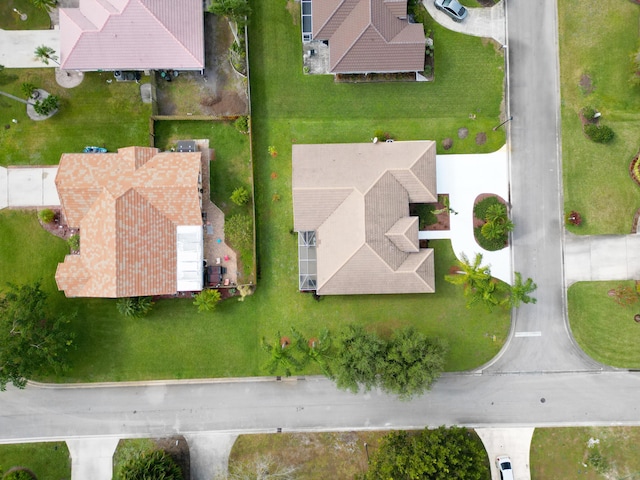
496, 455, 514, 480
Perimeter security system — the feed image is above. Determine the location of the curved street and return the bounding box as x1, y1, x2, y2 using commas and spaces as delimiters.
2, 0, 639, 479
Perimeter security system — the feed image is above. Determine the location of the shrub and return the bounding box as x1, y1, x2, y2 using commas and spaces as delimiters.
588, 449, 609, 474
474, 226, 506, 251
566, 210, 582, 226
33, 95, 59, 116
581, 106, 596, 120
373, 130, 391, 142
584, 123, 614, 143
410, 203, 437, 229
234, 115, 249, 134
268, 145, 278, 157
67, 234, 80, 251
3, 470, 36, 480
225, 214, 252, 253
37, 208, 55, 223
193, 289, 222, 312
473, 196, 501, 220
116, 297, 154, 318
230, 186, 250, 206
120, 449, 183, 480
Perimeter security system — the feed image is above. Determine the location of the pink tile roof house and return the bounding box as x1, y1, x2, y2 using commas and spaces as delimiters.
292, 141, 437, 295
55, 147, 204, 298
59, 0, 205, 71
311, 0, 426, 73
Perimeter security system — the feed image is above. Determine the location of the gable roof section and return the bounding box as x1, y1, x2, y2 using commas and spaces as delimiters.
60, 0, 204, 71
292, 141, 437, 295
55, 147, 202, 298
312, 0, 425, 73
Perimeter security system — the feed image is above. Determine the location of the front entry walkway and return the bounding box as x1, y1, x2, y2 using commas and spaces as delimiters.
420, 146, 511, 284
564, 233, 640, 286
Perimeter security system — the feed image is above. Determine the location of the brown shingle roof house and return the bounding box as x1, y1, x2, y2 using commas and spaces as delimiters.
292, 141, 437, 295
59, 0, 205, 71
309, 0, 426, 74
55, 147, 203, 298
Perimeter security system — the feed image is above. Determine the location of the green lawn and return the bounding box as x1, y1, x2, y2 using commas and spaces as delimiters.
2, 0, 509, 383
0, 442, 70, 480
559, 0, 640, 235
0, 69, 151, 166
0, 0, 50, 30
531, 427, 640, 479
568, 281, 640, 368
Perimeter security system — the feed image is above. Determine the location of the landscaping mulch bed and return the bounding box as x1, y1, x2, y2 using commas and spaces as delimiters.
421, 194, 451, 231
153, 436, 190, 480
335, 72, 416, 83
472, 193, 509, 248
458, 127, 469, 139
628, 151, 640, 188
475, 132, 487, 145
37, 208, 75, 241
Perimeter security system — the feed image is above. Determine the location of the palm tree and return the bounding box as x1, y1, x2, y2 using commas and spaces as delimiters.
34, 45, 59, 66
445, 252, 503, 309
504, 272, 538, 308
291, 327, 334, 378
261, 332, 301, 377
31, 0, 57, 12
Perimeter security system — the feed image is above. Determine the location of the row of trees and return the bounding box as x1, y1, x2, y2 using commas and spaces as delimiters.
446, 252, 537, 310
262, 325, 447, 399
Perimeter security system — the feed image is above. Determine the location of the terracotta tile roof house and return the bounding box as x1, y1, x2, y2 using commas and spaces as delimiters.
59, 0, 205, 71
55, 146, 204, 298
307, 0, 426, 73
292, 141, 437, 295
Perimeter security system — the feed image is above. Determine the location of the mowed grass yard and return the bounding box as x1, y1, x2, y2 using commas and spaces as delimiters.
0, 69, 150, 166
568, 281, 640, 368
531, 427, 640, 479
559, 0, 640, 235
0, 442, 70, 479
2, 0, 509, 382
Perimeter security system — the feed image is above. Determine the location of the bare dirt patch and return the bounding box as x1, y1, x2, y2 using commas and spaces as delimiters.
458, 127, 469, 139
475, 132, 487, 145
579, 73, 594, 94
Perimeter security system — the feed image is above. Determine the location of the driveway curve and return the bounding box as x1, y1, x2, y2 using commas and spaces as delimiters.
422, 0, 506, 46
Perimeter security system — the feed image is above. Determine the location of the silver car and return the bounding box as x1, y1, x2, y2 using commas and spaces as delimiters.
435, 0, 468, 22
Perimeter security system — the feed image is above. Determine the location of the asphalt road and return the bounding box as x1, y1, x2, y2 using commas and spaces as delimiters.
3, 372, 640, 443
483, 0, 603, 374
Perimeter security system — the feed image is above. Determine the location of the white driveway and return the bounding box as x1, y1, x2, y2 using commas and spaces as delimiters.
66, 437, 119, 480
477, 427, 534, 480
0, 166, 60, 209
0, 28, 61, 69
420, 146, 512, 284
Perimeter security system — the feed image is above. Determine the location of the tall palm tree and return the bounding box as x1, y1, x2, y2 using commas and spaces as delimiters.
34, 45, 59, 66
31, 0, 57, 12
504, 272, 538, 308
445, 252, 503, 309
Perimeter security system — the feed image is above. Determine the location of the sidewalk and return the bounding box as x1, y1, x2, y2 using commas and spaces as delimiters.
423, 0, 506, 46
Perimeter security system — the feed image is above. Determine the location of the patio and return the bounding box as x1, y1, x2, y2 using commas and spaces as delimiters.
197, 139, 238, 287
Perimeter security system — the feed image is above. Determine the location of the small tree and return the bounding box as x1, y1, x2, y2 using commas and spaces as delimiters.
208, 0, 251, 44
234, 115, 249, 134
21, 82, 37, 99
193, 289, 222, 312
33, 95, 59, 116
33, 45, 59, 65
445, 252, 494, 308
116, 297, 154, 318
333, 324, 385, 393
0, 282, 75, 390
37, 208, 55, 224
230, 186, 250, 206
481, 203, 514, 241
261, 331, 302, 377
380, 327, 446, 400
120, 449, 183, 480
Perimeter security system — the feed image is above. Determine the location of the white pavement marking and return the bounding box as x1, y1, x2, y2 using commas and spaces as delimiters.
185, 433, 238, 480
419, 146, 512, 284
66, 437, 119, 480
6, 167, 60, 208
514, 331, 542, 337
476, 427, 534, 480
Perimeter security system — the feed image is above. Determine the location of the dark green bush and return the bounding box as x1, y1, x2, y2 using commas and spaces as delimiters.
234, 115, 249, 134
3, 470, 36, 480
474, 227, 506, 251
473, 196, 501, 220
33, 95, 59, 116
584, 124, 614, 143
410, 203, 437, 229
67, 234, 80, 251
581, 106, 596, 120
119, 449, 183, 480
